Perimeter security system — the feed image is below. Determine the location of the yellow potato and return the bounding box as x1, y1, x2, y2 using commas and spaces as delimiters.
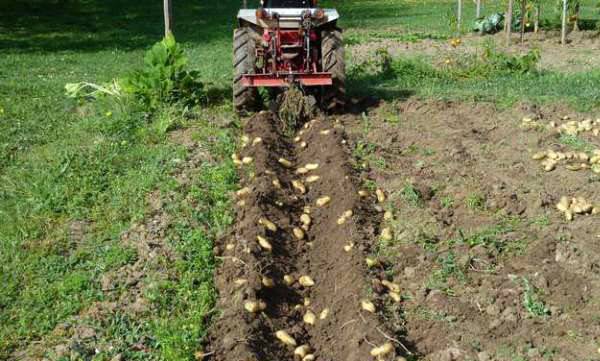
275, 330, 297, 347
316, 196, 331, 207
294, 136, 301, 142
244, 300, 267, 313
365, 257, 379, 268
303, 310, 316, 325
300, 214, 311, 226
262, 276, 275, 288
299, 275, 315, 287
361, 300, 376, 313
305, 175, 320, 183
241, 156, 253, 164
370, 343, 394, 357
283, 275, 295, 286
320, 129, 331, 135
296, 167, 309, 174
292, 180, 306, 194
259, 217, 277, 232
304, 297, 311, 306
305, 163, 319, 170
358, 190, 369, 197
565, 209, 574, 221
236, 187, 251, 197
381, 227, 393, 241
319, 308, 329, 319
234, 278, 247, 286
300, 141, 307, 148
343, 243, 354, 252
293, 227, 305, 240
252, 137, 262, 146
272, 178, 282, 189
294, 345, 311, 358
302, 355, 315, 361
389, 291, 401, 303
336, 216, 346, 225
531, 151, 547, 160
257, 235, 272, 252
278, 158, 293, 168
376, 189, 386, 203
381, 280, 401, 293
556, 197, 570, 212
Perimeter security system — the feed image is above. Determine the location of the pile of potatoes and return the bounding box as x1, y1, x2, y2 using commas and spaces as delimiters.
556, 196, 598, 221
521, 117, 600, 136
531, 149, 600, 174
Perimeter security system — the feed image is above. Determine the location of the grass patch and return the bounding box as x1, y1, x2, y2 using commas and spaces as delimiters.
521, 277, 550, 317
559, 134, 596, 153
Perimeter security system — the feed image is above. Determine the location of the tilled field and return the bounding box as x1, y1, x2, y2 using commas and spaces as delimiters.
208, 111, 406, 361
209, 100, 600, 361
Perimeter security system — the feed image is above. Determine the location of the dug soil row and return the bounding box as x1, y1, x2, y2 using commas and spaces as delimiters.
208, 111, 405, 361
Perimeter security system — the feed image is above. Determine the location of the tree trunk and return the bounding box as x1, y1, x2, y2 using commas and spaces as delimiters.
561, 0, 568, 45
506, 0, 513, 46
534, 3, 539, 33
520, 0, 526, 43
457, 0, 463, 32
574, 3, 580, 31
164, 0, 172, 36
476, 0, 481, 18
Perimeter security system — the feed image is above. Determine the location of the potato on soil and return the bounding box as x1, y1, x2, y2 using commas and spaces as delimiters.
299, 275, 315, 287
358, 190, 369, 197
294, 345, 311, 358
344, 242, 354, 252
275, 330, 297, 347
370, 342, 394, 357
272, 178, 282, 189
316, 196, 331, 207
244, 300, 267, 313
241, 156, 253, 164
241, 135, 250, 147
381, 280, 401, 293
279, 158, 293, 168
300, 141, 307, 148
380, 227, 393, 241
259, 217, 277, 232
376, 188, 386, 203
296, 167, 309, 175
366, 257, 379, 268
302, 355, 315, 361
320, 129, 331, 135
319, 308, 329, 319
305, 175, 320, 183
262, 276, 275, 288
236, 187, 251, 197
303, 310, 316, 325
300, 214, 311, 227
292, 180, 306, 194
257, 235, 272, 252
293, 227, 305, 240
361, 300, 376, 313
284, 275, 295, 286
234, 278, 247, 286
389, 291, 401, 303
305, 163, 319, 170
252, 137, 262, 146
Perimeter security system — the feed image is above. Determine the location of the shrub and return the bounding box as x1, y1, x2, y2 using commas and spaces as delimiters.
122, 33, 204, 109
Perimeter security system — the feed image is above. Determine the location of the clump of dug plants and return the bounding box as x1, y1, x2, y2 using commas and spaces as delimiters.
277, 86, 316, 134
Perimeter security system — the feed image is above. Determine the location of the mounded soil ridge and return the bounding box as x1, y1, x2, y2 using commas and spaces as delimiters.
208, 111, 403, 361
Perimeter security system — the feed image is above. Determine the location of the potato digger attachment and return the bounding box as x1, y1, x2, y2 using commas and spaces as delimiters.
233, 0, 345, 114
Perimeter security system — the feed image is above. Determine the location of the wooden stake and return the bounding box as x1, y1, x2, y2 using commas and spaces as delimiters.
476, 0, 481, 18
561, 0, 567, 45
534, 3, 539, 33
164, 0, 172, 36
457, 0, 463, 32
520, 0, 526, 44
506, 0, 513, 46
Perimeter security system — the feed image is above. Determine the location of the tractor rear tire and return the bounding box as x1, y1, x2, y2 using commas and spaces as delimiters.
233, 27, 261, 114
321, 28, 345, 113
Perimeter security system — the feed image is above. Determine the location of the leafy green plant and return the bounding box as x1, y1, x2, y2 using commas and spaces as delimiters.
122, 34, 204, 109
401, 183, 423, 206
522, 277, 550, 317
465, 192, 486, 210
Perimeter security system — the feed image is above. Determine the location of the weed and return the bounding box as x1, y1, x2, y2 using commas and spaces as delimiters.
521, 277, 550, 317
441, 195, 455, 208
465, 192, 486, 210
401, 183, 423, 206
559, 134, 595, 152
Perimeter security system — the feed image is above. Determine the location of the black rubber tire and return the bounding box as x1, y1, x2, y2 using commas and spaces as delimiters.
321, 28, 345, 113
233, 27, 260, 114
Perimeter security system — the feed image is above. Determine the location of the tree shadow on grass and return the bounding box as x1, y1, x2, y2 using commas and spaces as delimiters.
345, 67, 415, 114
0, 0, 244, 53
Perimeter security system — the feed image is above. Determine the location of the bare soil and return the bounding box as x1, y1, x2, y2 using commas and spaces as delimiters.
350, 30, 600, 73
339, 99, 600, 360
207, 111, 408, 361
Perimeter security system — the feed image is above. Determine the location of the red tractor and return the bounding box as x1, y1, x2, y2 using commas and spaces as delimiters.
233, 0, 345, 114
